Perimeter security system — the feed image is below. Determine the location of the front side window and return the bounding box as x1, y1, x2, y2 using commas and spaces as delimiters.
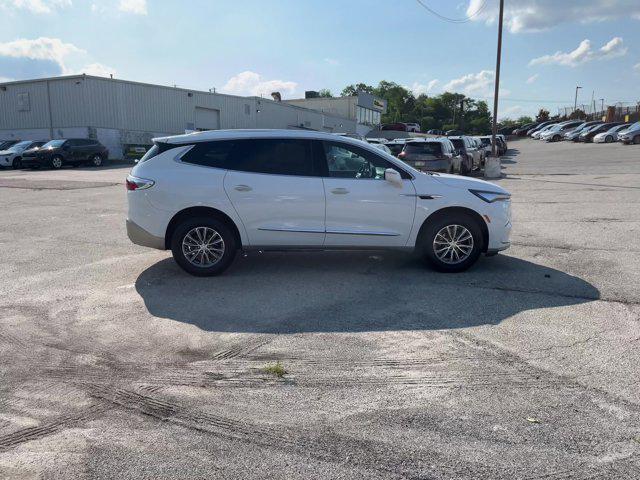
322, 141, 410, 180
43, 140, 66, 148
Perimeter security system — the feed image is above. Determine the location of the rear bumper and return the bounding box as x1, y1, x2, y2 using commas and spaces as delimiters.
126, 219, 165, 250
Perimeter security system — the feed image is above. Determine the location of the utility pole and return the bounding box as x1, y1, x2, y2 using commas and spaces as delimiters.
574, 86, 582, 115
490, 0, 504, 157
600, 98, 604, 118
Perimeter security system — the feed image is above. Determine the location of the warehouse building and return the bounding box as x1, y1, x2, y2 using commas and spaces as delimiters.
0, 75, 356, 159
285, 91, 387, 136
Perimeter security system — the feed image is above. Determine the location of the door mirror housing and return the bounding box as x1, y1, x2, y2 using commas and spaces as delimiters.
384, 168, 403, 187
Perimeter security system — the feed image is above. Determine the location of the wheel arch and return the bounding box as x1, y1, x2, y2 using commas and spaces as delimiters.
415, 206, 489, 253
165, 206, 243, 250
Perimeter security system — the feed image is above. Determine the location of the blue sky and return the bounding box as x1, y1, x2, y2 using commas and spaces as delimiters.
0, 0, 639, 119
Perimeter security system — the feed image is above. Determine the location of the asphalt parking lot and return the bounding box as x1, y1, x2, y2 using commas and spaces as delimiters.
1, 139, 639, 479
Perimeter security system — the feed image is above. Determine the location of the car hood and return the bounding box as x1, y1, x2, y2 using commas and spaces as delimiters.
421, 172, 509, 194
0, 149, 15, 155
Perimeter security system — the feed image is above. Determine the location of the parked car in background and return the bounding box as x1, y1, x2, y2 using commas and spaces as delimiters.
618, 122, 640, 144
446, 129, 464, 137
527, 121, 557, 136
0, 140, 47, 169
513, 123, 539, 136
426, 129, 445, 136
381, 123, 408, 132
448, 136, 481, 174
540, 121, 584, 142
404, 123, 421, 133
0, 140, 20, 151
579, 122, 621, 143
593, 124, 631, 143
470, 137, 486, 165
563, 121, 602, 141
532, 123, 559, 139
386, 139, 410, 156
20, 138, 109, 169
126, 129, 512, 275
397, 138, 457, 173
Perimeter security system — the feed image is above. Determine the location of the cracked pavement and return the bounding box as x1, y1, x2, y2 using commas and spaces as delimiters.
0, 139, 639, 478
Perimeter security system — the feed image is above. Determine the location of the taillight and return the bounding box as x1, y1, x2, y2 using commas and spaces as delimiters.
398, 151, 406, 158
126, 175, 155, 191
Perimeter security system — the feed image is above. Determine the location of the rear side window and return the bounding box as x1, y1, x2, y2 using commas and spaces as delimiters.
403, 142, 442, 156
139, 142, 183, 163
181, 141, 236, 168
232, 139, 314, 176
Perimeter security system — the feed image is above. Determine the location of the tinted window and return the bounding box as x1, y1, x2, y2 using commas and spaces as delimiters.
450, 139, 464, 150
322, 141, 411, 180
43, 140, 66, 148
233, 139, 314, 176
181, 141, 236, 168
403, 142, 442, 156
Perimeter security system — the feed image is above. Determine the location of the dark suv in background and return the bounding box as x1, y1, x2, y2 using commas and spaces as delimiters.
21, 139, 108, 169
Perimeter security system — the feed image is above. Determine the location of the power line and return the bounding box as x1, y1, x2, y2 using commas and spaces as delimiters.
414, 0, 487, 23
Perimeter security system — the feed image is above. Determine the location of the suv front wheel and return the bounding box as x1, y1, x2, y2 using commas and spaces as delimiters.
420, 214, 483, 272
170, 217, 237, 276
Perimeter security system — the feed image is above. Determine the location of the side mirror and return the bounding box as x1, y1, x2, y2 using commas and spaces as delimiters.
384, 168, 403, 187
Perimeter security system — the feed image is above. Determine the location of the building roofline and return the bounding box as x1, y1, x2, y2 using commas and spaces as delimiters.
0, 74, 354, 123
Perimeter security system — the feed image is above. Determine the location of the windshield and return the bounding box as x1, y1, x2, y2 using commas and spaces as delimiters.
8, 141, 32, 151
450, 139, 464, 149
42, 139, 66, 148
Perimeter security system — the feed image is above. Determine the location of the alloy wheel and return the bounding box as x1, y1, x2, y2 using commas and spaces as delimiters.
181, 226, 225, 268
433, 224, 474, 265
92, 155, 102, 166
51, 157, 62, 169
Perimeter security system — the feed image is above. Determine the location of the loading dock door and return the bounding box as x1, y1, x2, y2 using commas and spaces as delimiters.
195, 107, 220, 131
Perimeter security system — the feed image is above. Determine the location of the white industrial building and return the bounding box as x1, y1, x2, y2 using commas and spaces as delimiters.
285, 91, 387, 136
0, 75, 356, 159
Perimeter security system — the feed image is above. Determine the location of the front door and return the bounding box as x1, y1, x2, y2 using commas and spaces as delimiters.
319, 140, 416, 247
224, 138, 325, 247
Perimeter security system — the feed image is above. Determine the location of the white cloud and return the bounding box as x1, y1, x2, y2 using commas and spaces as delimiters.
0, 37, 115, 79
526, 74, 539, 84
467, 0, 640, 33
0, 76, 14, 82
0, 0, 71, 14
220, 71, 298, 97
76, 62, 116, 77
0, 37, 84, 73
118, 0, 146, 15
410, 79, 440, 96
443, 70, 494, 96
634, 63, 640, 73
324, 58, 339, 66
529, 37, 627, 67
499, 105, 526, 120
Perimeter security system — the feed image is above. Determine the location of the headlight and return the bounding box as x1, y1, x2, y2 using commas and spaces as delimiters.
469, 189, 511, 203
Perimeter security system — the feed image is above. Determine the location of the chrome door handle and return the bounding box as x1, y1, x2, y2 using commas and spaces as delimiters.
331, 188, 349, 194
234, 185, 252, 192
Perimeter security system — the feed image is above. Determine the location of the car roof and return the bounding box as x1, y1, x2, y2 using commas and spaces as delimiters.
155, 129, 370, 145
405, 138, 451, 144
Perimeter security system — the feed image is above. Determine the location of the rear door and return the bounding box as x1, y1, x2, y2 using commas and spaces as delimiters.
320, 140, 416, 247
223, 138, 326, 247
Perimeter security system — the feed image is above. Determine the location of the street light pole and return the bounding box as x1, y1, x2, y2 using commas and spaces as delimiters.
573, 86, 582, 115
600, 98, 604, 117
490, 0, 504, 157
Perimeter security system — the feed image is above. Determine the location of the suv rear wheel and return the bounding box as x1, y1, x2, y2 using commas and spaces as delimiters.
90, 154, 103, 167
170, 217, 237, 276
420, 214, 483, 272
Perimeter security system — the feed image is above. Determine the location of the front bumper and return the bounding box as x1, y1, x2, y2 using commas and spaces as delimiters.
0, 156, 13, 167
126, 219, 165, 250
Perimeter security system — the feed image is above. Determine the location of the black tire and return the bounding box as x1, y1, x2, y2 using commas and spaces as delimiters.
605, 135, 613, 143
50, 155, 63, 169
420, 213, 483, 273
634, 135, 640, 145
89, 154, 103, 167
12, 157, 22, 169
552, 134, 560, 142
170, 217, 237, 276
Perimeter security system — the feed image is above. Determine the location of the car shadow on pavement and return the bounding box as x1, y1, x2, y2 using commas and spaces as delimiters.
501, 149, 519, 164
135, 252, 600, 333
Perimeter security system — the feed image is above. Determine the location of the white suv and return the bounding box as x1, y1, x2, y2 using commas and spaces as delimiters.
126, 130, 511, 276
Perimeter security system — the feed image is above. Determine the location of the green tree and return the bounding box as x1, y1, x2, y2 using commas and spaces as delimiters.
340, 83, 375, 96
517, 115, 534, 124
569, 108, 586, 120
317, 89, 333, 98
536, 108, 550, 122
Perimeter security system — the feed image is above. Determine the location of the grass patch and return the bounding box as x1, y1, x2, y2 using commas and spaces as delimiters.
263, 362, 287, 378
